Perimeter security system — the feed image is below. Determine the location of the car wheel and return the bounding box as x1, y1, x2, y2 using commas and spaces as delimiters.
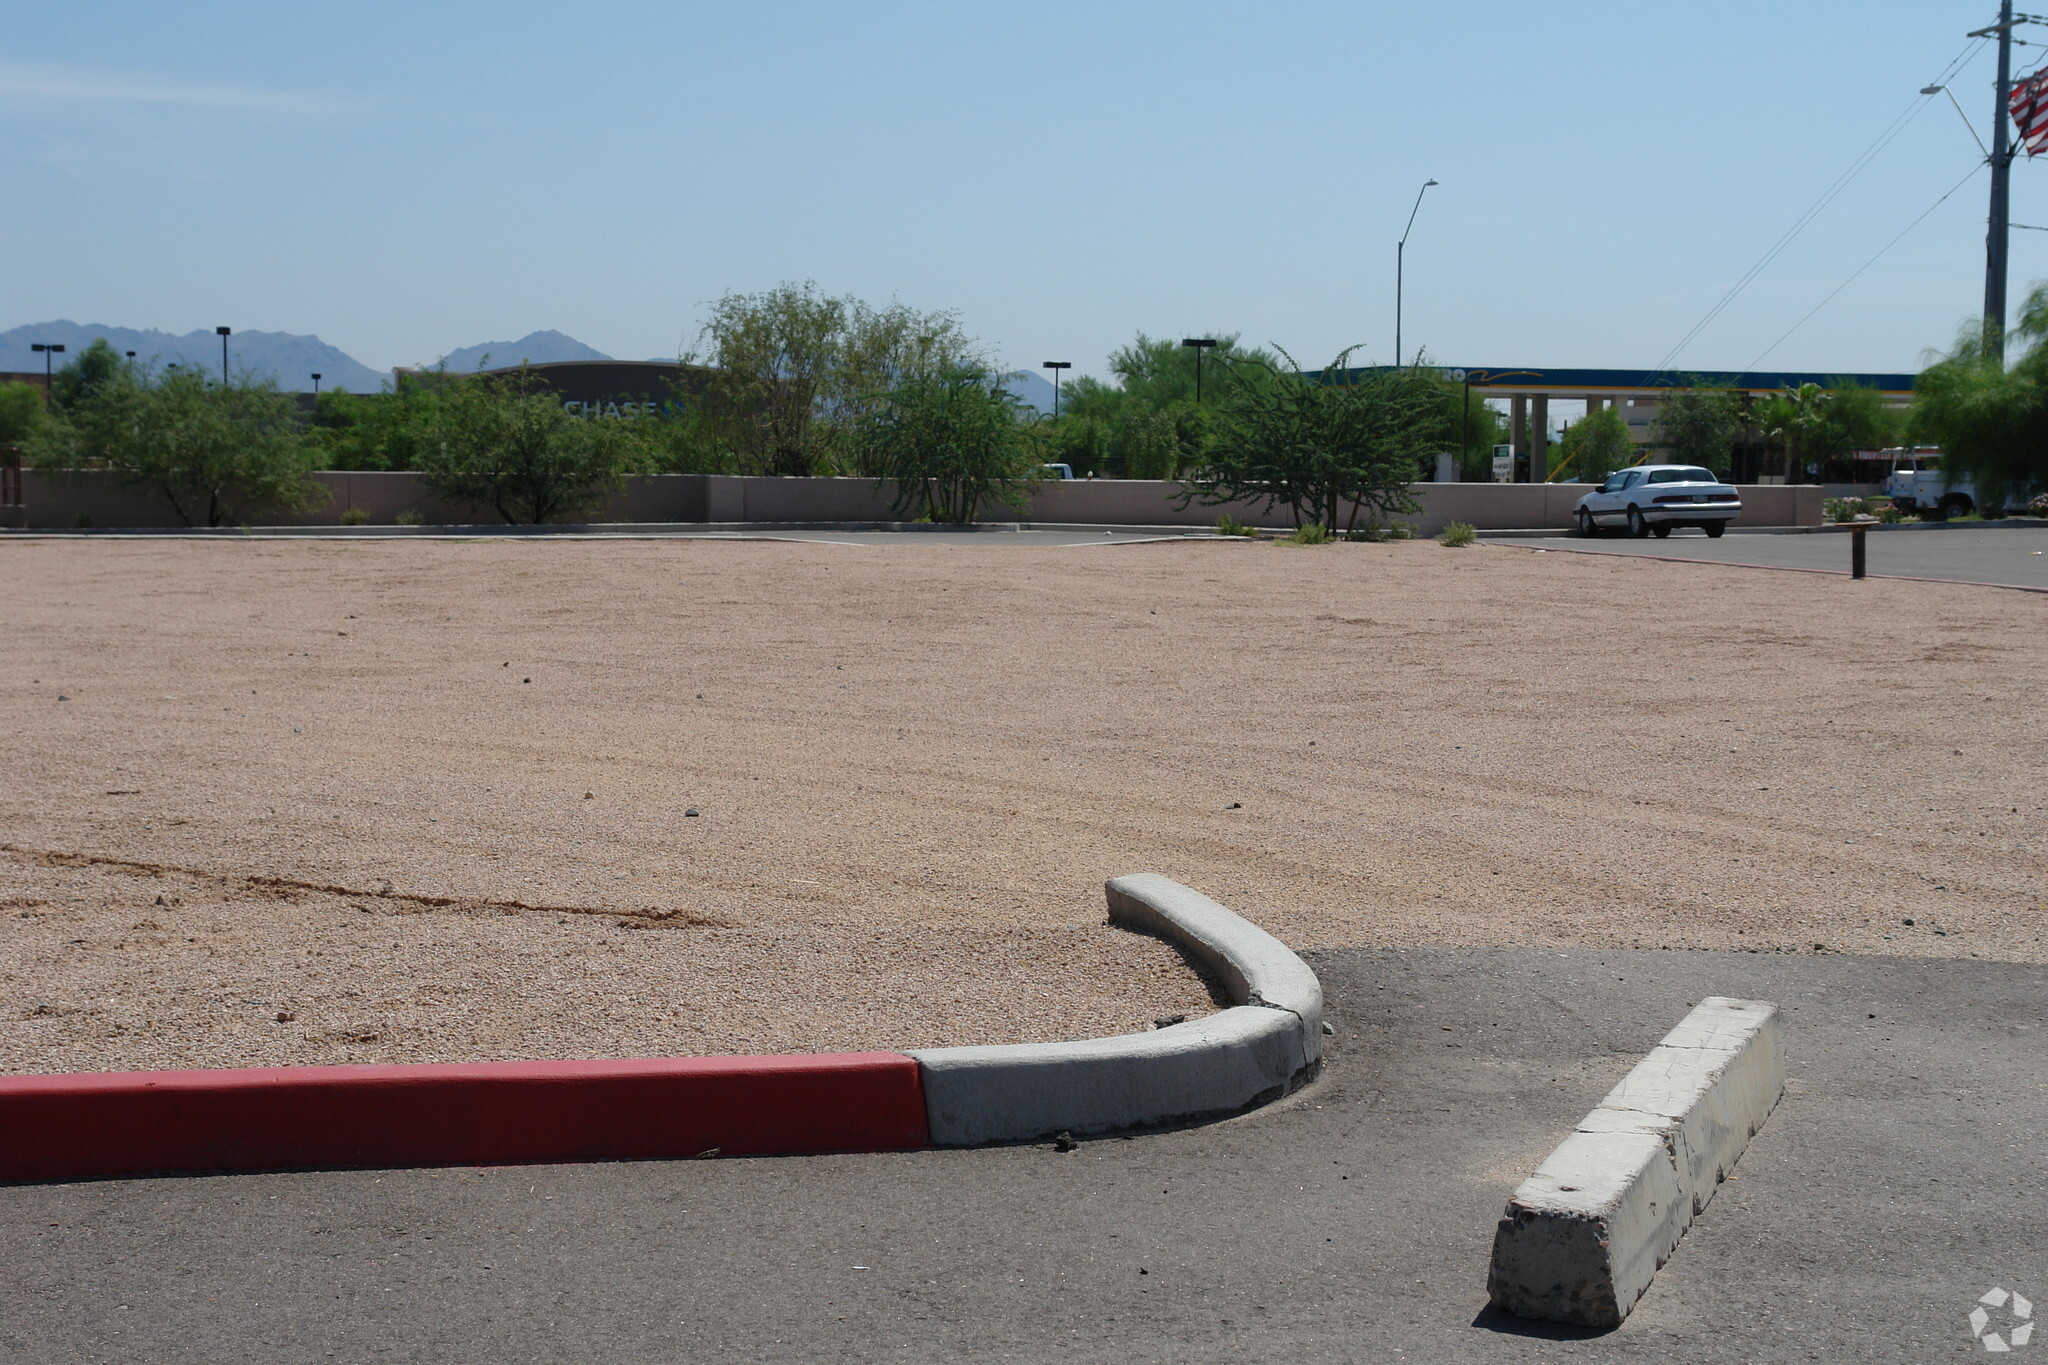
1939, 493, 1973, 518
1627, 506, 1650, 538
1577, 508, 1598, 538
1652, 523, 1673, 539
1704, 522, 1726, 539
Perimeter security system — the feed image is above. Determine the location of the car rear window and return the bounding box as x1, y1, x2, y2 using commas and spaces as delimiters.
1647, 467, 1719, 484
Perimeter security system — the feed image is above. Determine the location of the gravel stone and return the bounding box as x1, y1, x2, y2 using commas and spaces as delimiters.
0, 537, 2041, 1074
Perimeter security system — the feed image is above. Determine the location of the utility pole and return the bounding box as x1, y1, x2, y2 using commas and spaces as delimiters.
1978, 0, 2017, 361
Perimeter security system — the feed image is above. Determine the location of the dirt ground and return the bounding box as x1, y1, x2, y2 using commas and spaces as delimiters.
2, 535, 2042, 1074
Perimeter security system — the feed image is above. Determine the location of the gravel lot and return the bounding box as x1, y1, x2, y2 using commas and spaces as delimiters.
2, 535, 2042, 1073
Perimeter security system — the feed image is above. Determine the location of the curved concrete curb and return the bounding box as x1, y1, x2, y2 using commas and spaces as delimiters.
912, 874, 1323, 1145
0, 874, 1321, 1180
1486, 996, 1785, 1327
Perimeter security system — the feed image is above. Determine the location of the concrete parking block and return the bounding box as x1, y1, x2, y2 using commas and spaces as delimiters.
1486, 996, 1783, 1327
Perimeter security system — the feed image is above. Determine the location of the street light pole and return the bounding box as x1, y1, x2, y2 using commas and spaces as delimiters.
215, 326, 232, 384
30, 342, 65, 388
312, 372, 323, 396
1041, 361, 1070, 418
1180, 338, 1218, 404
1395, 179, 1438, 369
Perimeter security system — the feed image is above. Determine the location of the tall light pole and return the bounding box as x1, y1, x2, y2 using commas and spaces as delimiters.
215, 326, 232, 384
1180, 338, 1218, 404
1395, 179, 1438, 368
312, 372, 323, 396
1040, 361, 1070, 417
29, 342, 65, 388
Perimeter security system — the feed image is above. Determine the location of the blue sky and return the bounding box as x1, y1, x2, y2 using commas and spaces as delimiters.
6, 1, 2045, 382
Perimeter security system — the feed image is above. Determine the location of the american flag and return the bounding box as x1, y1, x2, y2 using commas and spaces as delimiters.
2009, 67, 2048, 156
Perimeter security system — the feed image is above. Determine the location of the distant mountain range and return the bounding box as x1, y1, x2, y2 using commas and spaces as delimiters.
0, 321, 388, 392
3, 322, 1072, 401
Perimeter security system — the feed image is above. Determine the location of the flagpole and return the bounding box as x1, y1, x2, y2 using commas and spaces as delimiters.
1985, 0, 2015, 362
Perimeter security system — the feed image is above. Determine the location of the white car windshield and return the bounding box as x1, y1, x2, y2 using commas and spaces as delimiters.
1647, 468, 1719, 484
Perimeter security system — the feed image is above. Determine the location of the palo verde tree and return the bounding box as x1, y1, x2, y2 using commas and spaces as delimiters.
1055, 332, 1279, 477
854, 364, 1039, 524
1651, 383, 1743, 474
49, 338, 129, 412
305, 373, 460, 471
687, 282, 981, 476
417, 370, 646, 524
1185, 347, 1446, 534
0, 381, 44, 446
1913, 282, 2048, 510
1555, 407, 1636, 486
30, 360, 318, 527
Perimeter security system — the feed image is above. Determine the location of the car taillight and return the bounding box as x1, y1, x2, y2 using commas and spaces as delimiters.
1653, 494, 1694, 504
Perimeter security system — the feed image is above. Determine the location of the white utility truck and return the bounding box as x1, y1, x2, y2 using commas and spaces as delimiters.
1883, 448, 1982, 519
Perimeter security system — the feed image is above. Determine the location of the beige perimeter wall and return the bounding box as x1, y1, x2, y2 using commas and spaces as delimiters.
7, 472, 1823, 532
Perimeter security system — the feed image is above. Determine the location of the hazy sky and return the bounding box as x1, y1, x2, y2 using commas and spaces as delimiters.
6, 1, 2045, 382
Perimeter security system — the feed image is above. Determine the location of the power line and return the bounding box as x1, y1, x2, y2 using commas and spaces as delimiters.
1639, 39, 1988, 383
1737, 161, 1984, 376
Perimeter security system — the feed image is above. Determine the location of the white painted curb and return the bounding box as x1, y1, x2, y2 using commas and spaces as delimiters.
1486, 997, 1785, 1327
910, 874, 1323, 1146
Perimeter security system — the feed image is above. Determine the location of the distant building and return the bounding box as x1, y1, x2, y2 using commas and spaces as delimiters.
1337, 365, 1916, 483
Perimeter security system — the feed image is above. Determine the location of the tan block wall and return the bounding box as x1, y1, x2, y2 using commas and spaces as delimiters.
10, 472, 1823, 531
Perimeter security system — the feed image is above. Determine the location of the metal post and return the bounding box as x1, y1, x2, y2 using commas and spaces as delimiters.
1180, 339, 1217, 404
1395, 238, 1404, 370
1461, 377, 1472, 477
1851, 525, 1868, 579
216, 326, 232, 384
1987, 0, 2015, 360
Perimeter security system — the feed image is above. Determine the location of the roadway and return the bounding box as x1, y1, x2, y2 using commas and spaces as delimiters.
1494, 525, 2048, 590
4, 947, 2041, 1364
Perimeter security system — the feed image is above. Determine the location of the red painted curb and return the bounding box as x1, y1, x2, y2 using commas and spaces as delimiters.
0, 1052, 928, 1182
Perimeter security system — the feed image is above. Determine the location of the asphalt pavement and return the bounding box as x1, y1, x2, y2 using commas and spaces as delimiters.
4, 947, 2041, 1364
1494, 524, 2048, 589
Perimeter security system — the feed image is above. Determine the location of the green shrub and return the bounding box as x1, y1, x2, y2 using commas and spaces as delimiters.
1214, 513, 1256, 537
1283, 521, 1332, 545
2029, 492, 2048, 517
395, 508, 426, 526
1824, 497, 1873, 523
1877, 503, 1906, 523
1438, 520, 1477, 547
339, 507, 369, 526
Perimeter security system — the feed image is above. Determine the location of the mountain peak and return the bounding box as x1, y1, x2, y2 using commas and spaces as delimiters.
433, 331, 611, 372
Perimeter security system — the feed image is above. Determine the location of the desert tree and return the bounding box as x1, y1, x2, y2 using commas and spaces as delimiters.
1184, 346, 1445, 534
854, 365, 1039, 524
417, 370, 646, 524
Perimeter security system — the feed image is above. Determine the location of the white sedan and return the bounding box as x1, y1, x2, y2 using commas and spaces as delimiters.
1574, 465, 1740, 539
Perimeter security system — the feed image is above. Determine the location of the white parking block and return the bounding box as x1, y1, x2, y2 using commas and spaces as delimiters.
1486, 997, 1784, 1327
